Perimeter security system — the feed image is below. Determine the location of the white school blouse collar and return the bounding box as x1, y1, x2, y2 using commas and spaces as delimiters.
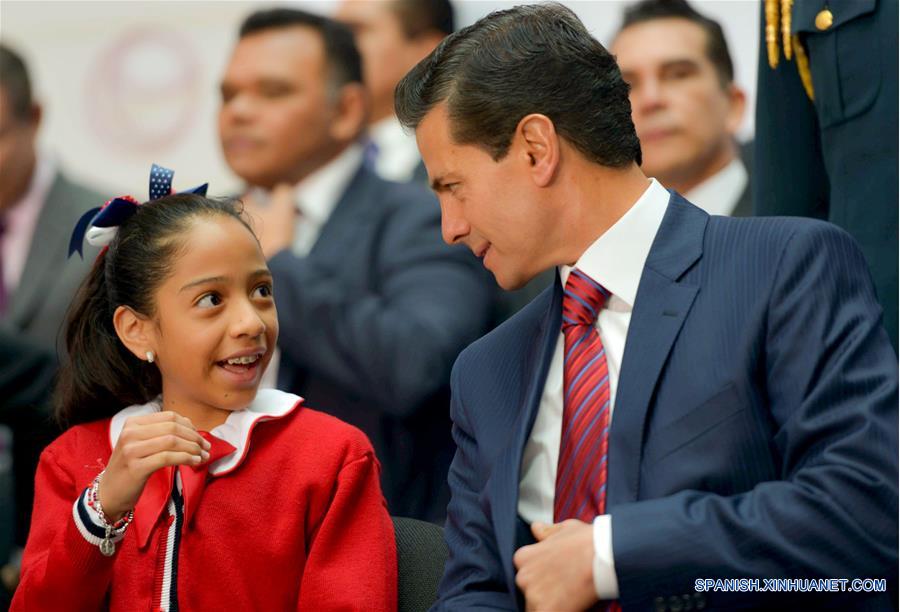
108, 389, 303, 476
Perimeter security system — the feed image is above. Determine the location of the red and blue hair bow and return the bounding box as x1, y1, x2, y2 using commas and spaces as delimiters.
69, 164, 208, 258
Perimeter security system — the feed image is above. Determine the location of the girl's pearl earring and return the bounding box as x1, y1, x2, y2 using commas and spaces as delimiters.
146, 351, 155, 364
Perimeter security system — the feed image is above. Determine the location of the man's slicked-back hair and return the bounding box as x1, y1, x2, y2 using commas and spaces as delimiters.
395, 2, 641, 167
391, 0, 454, 38
0, 43, 34, 120
618, 0, 735, 86
239, 8, 362, 87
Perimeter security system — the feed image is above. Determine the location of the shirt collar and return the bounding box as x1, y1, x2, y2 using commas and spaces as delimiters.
109, 388, 303, 476
367, 116, 422, 182
4, 154, 55, 230
8, 154, 56, 216
2, 155, 57, 292
683, 156, 747, 217
289, 144, 363, 227
559, 178, 670, 308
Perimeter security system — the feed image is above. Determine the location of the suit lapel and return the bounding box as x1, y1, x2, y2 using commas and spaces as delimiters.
8, 173, 76, 328
607, 194, 706, 507
487, 274, 563, 593
274, 165, 373, 390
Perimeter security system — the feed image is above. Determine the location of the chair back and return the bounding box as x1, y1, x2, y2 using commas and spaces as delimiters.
392, 516, 448, 612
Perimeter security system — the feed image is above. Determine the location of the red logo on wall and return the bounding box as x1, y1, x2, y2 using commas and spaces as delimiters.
86, 28, 202, 154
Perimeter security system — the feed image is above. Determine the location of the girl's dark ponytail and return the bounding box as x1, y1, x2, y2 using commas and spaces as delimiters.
54, 256, 161, 427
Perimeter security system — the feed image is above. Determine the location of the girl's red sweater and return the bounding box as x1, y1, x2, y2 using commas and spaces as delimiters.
12, 391, 397, 611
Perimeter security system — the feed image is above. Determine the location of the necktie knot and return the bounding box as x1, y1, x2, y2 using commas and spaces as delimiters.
562, 269, 609, 328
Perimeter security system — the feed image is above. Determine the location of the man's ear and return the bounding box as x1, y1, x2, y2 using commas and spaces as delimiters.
28, 102, 42, 131
515, 114, 559, 188
112, 305, 156, 362
330, 82, 368, 143
724, 83, 746, 136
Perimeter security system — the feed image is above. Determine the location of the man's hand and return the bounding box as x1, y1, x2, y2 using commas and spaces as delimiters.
241, 184, 298, 259
513, 519, 598, 612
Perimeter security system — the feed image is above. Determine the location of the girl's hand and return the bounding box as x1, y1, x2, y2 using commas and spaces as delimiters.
98, 412, 211, 520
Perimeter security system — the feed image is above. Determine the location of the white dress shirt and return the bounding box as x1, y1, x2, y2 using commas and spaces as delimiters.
683, 157, 747, 217
517, 178, 671, 599
367, 116, 422, 183
258, 144, 364, 388
290, 144, 363, 256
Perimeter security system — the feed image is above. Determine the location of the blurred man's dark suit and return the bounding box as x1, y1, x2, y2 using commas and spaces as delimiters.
0, 330, 59, 556
3, 171, 103, 353
1, 170, 100, 552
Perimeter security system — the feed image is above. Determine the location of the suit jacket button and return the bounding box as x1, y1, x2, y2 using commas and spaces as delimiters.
668, 595, 684, 612
654, 596, 667, 612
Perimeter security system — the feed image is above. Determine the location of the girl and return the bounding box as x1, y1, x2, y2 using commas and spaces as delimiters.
12, 166, 397, 611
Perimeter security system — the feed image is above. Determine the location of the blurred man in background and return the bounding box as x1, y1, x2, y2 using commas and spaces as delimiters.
218, 8, 494, 522
336, 0, 453, 184
0, 43, 99, 598
0, 44, 103, 351
612, 0, 751, 216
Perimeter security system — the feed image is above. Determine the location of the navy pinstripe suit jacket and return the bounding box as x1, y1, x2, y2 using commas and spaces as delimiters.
435, 193, 898, 611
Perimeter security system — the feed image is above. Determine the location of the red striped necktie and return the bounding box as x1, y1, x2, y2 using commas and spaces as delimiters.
555, 269, 620, 611
554, 268, 612, 522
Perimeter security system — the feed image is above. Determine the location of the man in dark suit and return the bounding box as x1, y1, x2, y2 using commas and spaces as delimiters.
0, 44, 100, 572
754, 0, 898, 351
218, 8, 494, 522
0, 44, 104, 353
395, 4, 897, 610
611, 0, 752, 217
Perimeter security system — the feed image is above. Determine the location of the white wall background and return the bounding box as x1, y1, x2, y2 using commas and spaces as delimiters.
0, 0, 758, 198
